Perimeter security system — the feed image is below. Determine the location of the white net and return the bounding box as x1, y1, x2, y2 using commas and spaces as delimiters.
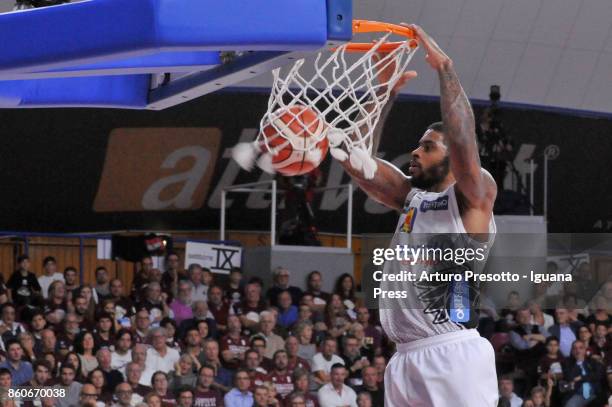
232, 32, 418, 179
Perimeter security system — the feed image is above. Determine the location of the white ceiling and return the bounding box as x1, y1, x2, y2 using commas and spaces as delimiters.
1, 0, 611, 114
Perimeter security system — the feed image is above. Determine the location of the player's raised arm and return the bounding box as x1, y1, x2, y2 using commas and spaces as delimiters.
339, 55, 417, 211
410, 25, 496, 210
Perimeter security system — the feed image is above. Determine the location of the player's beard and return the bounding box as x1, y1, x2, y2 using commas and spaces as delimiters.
410, 155, 450, 190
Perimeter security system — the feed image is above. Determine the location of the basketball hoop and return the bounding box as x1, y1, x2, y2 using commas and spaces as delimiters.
232, 20, 419, 179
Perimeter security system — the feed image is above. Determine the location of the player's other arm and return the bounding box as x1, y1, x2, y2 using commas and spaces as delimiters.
340, 57, 417, 211
411, 25, 497, 210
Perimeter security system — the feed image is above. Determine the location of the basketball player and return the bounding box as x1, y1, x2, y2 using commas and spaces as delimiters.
339, 25, 498, 406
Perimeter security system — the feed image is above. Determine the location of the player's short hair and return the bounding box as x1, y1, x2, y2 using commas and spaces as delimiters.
427, 121, 444, 133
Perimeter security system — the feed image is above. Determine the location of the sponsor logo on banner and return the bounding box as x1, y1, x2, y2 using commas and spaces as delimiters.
420, 196, 449, 212
93, 127, 221, 212
185, 242, 242, 275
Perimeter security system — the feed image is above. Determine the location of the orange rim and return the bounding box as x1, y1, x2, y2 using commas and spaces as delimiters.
343, 20, 418, 52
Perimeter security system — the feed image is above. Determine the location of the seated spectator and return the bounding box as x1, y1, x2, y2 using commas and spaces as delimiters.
294, 321, 316, 362
0, 303, 27, 346
290, 368, 318, 407
75, 331, 99, 378
324, 295, 353, 339
182, 327, 206, 370
529, 384, 552, 407
500, 291, 523, 328
144, 392, 163, 407
112, 381, 143, 407
133, 308, 151, 344
285, 335, 310, 373
498, 375, 523, 407
125, 362, 151, 397
29, 360, 52, 387
193, 364, 224, 407
312, 337, 344, 386
18, 331, 36, 363
529, 300, 555, 333
79, 382, 105, 407
220, 314, 249, 370
561, 340, 603, 406
225, 267, 245, 306
224, 368, 254, 407
355, 307, 382, 355
142, 327, 180, 384
0, 339, 33, 385
168, 354, 197, 392
54, 364, 83, 407
208, 285, 230, 332
170, 280, 194, 325
538, 336, 564, 383
372, 355, 386, 386
160, 252, 184, 299
244, 348, 269, 388
111, 329, 133, 373
87, 368, 113, 405
253, 385, 271, 407
130, 344, 149, 386
356, 391, 373, 407
341, 335, 369, 387
93, 312, 115, 349
175, 386, 194, 407
333, 273, 359, 314
510, 306, 548, 382
203, 338, 233, 392
305, 271, 331, 312
232, 282, 267, 333
137, 282, 170, 325
64, 352, 85, 383
317, 363, 357, 407
160, 317, 180, 350
267, 267, 303, 308
268, 349, 294, 400
590, 322, 608, 361
277, 290, 299, 329
549, 306, 583, 358
63, 266, 80, 298
187, 264, 209, 302
151, 371, 175, 406
96, 348, 123, 392
577, 325, 597, 358
353, 366, 384, 406
107, 278, 135, 325
177, 300, 217, 340
256, 311, 285, 359
250, 336, 274, 372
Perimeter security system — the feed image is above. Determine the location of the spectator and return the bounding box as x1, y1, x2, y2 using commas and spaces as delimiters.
132, 256, 153, 301
125, 362, 151, 397
130, 344, 149, 386
168, 354, 197, 392
372, 355, 386, 386
220, 314, 249, 370
224, 368, 253, 407
252, 385, 270, 407
353, 366, 384, 406
561, 340, 603, 406
0, 339, 33, 385
112, 381, 143, 407
38, 256, 64, 299
151, 371, 175, 406
138, 282, 170, 325
277, 290, 299, 329
333, 273, 358, 313
94, 266, 111, 300
176, 386, 195, 407
108, 279, 136, 326
294, 321, 316, 362
529, 300, 555, 333
93, 312, 115, 349
356, 391, 372, 407
161, 252, 184, 299
63, 266, 80, 297
7, 255, 41, 306
232, 283, 266, 332
317, 364, 357, 407
111, 329, 133, 373
87, 368, 113, 405
193, 364, 224, 407
143, 327, 181, 383
182, 327, 206, 370
498, 375, 523, 407
529, 385, 552, 407
305, 271, 331, 312
355, 307, 382, 355
96, 348, 123, 392
244, 348, 268, 388
177, 300, 217, 340
54, 364, 83, 407
187, 264, 209, 302
285, 335, 310, 372
267, 267, 303, 307
75, 331, 99, 377
29, 360, 51, 387
134, 308, 151, 344
549, 307, 583, 358
256, 311, 285, 359
0, 303, 26, 348
208, 285, 230, 332
170, 280, 195, 325
290, 368, 319, 407
324, 294, 352, 339
538, 336, 564, 383
80, 382, 105, 407
268, 349, 294, 400
202, 338, 233, 391
341, 335, 369, 387
312, 337, 344, 386
225, 267, 244, 306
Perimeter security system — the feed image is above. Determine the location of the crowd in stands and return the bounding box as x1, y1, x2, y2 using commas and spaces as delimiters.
0, 254, 609, 407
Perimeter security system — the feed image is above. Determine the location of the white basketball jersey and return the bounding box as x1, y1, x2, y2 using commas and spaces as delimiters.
379, 183, 496, 344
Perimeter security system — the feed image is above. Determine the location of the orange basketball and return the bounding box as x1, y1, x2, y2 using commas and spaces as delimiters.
261, 105, 329, 176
